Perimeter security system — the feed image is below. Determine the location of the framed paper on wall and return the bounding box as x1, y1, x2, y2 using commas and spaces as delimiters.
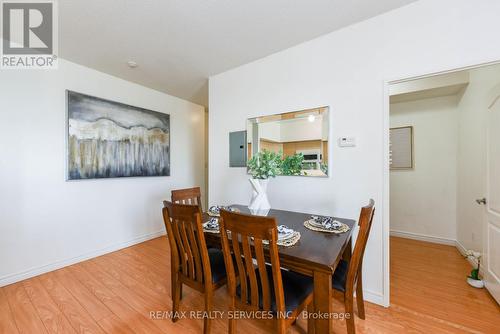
390, 126, 413, 170
66, 91, 170, 180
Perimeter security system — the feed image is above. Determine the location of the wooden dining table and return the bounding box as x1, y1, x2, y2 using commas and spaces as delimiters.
203, 204, 356, 334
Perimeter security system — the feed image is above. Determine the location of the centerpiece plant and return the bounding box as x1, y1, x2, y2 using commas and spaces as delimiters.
247, 150, 307, 178
247, 150, 280, 212
247, 149, 282, 179
247, 150, 305, 212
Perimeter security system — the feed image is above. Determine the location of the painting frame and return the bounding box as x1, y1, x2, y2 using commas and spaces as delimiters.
390, 125, 414, 170
66, 90, 171, 180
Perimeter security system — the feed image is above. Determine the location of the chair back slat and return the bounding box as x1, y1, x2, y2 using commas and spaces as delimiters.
254, 239, 271, 310
346, 199, 375, 294
179, 219, 196, 278
219, 210, 285, 313
172, 187, 202, 211
241, 235, 259, 306
269, 237, 285, 314
171, 220, 188, 275
231, 234, 248, 304
162, 201, 211, 285
186, 221, 204, 282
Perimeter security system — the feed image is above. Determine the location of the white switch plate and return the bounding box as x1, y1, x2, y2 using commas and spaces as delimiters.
338, 137, 356, 147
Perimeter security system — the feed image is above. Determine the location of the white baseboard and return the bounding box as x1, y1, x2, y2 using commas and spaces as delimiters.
0, 230, 166, 287
363, 289, 386, 307
390, 230, 456, 246
455, 239, 469, 257
455, 240, 483, 275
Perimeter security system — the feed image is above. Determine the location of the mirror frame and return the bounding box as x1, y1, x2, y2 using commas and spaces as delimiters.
246, 106, 330, 178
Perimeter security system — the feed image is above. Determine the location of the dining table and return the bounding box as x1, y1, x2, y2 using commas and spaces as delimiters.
203, 204, 356, 334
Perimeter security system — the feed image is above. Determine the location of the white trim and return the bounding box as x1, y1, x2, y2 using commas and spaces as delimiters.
455, 239, 483, 275
390, 230, 456, 246
382, 80, 391, 308
0, 230, 166, 287
363, 289, 385, 306
385, 59, 500, 86
455, 240, 476, 265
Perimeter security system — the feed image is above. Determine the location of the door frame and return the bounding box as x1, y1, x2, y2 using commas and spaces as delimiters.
382, 59, 500, 307
485, 83, 500, 303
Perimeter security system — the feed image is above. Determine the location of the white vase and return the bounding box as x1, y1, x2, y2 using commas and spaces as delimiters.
248, 178, 271, 215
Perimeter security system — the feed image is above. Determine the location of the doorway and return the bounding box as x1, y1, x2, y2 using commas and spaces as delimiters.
387, 62, 500, 330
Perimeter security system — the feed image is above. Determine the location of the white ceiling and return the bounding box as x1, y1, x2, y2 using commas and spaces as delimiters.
60, 0, 418, 106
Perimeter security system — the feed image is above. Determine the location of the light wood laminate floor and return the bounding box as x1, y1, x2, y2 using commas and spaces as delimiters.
1, 237, 498, 333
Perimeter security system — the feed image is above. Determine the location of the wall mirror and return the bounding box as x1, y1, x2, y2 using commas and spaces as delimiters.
247, 106, 329, 177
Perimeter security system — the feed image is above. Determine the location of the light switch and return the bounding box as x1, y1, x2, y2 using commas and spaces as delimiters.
338, 137, 356, 147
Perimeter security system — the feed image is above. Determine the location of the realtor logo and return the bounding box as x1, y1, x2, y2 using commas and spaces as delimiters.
1, 0, 58, 69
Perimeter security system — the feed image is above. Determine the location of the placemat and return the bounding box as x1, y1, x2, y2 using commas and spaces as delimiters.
304, 219, 350, 234
262, 231, 301, 247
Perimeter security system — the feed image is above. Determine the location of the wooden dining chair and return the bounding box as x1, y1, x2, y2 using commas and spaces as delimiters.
171, 187, 203, 211
219, 210, 314, 334
331, 199, 375, 334
162, 201, 227, 334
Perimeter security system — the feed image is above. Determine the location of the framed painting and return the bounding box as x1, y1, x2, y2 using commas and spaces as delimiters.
390, 126, 414, 170
66, 91, 170, 180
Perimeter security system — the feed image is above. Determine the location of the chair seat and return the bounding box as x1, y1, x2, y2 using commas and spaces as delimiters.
237, 265, 313, 314
332, 259, 349, 292
208, 248, 227, 283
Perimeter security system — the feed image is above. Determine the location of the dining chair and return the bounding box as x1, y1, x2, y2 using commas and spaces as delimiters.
162, 201, 227, 334
171, 186, 203, 211
332, 199, 375, 334
219, 210, 314, 334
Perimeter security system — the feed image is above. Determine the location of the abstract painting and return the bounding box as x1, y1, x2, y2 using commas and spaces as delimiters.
67, 91, 170, 180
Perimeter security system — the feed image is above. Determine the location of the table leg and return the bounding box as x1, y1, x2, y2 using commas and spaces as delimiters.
313, 270, 332, 333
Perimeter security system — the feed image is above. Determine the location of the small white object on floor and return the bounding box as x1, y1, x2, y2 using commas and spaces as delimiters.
467, 277, 484, 288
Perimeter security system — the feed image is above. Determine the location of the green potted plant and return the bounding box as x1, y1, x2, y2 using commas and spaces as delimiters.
320, 162, 328, 175
247, 149, 281, 212
281, 153, 305, 176
464, 250, 484, 288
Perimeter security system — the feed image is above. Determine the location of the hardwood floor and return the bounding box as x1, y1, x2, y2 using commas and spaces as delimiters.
1, 236, 498, 333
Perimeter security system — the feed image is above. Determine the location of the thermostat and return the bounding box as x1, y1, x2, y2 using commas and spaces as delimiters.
338, 137, 356, 147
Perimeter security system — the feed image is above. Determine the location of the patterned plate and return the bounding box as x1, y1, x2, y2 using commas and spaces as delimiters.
207, 206, 239, 217
304, 217, 350, 234
203, 218, 220, 233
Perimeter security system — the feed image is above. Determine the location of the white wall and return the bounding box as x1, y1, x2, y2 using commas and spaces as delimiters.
457, 64, 500, 252
208, 0, 500, 306
0, 59, 206, 286
390, 96, 459, 242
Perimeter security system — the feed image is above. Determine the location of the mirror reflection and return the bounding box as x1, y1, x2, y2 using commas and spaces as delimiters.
247, 107, 329, 177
